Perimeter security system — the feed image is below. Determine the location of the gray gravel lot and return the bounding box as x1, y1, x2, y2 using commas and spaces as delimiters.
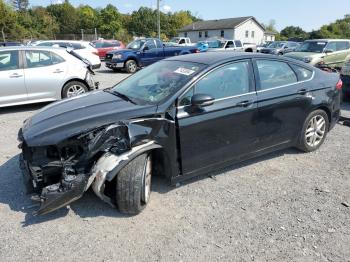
0, 64, 349, 262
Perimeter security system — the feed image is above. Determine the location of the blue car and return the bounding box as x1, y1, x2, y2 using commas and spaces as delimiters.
105, 38, 199, 73
196, 41, 209, 52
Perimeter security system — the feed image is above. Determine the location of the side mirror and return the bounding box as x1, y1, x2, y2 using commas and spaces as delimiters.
284, 46, 288, 49
143, 46, 149, 51
191, 94, 215, 107
325, 49, 333, 54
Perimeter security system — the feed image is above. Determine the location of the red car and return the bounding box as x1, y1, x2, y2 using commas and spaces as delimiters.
92, 40, 125, 60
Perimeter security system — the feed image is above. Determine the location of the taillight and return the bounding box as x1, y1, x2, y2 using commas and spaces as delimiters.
336, 79, 343, 90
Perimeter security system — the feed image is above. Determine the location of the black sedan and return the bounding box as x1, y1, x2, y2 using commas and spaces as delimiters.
18, 52, 342, 215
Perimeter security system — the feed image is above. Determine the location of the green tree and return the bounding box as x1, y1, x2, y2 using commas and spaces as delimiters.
280, 26, 309, 40
97, 4, 122, 38
0, 0, 18, 41
126, 7, 157, 37
47, 0, 78, 34
77, 5, 98, 31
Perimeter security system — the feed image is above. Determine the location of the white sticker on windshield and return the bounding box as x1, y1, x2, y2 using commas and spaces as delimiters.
174, 67, 195, 76
317, 42, 326, 45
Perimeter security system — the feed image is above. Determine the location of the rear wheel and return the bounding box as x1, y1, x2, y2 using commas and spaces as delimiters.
297, 110, 329, 152
62, 81, 88, 98
115, 153, 152, 215
125, 60, 138, 74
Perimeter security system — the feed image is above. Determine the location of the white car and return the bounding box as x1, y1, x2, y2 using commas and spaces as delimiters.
30, 40, 101, 69
0, 46, 98, 107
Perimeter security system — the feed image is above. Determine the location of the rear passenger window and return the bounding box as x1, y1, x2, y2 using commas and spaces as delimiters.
51, 52, 65, 64
25, 51, 55, 68
290, 64, 313, 81
0, 51, 19, 71
256, 60, 297, 90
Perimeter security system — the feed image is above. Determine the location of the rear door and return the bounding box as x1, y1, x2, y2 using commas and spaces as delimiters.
0, 50, 27, 106
176, 60, 258, 175
253, 59, 314, 149
323, 41, 350, 67
24, 50, 67, 101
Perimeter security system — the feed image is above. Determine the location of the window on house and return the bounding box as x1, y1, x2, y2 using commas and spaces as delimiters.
205, 31, 208, 38
221, 30, 224, 37
251, 31, 255, 38
184, 32, 187, 37
199, 31, 202, 38
245, 31, 249, 38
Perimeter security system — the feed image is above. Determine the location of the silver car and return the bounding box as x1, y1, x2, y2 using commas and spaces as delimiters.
0, 46, 97, 107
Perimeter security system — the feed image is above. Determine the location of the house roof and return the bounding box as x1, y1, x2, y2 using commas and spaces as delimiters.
178, 16, 265, 32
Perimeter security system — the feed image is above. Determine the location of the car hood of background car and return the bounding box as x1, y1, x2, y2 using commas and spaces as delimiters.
22, 91, 158, 147
284, 52, 323, 60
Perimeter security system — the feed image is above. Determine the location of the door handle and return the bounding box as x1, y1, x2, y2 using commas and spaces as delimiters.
53, 69, 64, 73
236, 100, 254, 107
297, 89, 307, 95
9, 73, 23, 78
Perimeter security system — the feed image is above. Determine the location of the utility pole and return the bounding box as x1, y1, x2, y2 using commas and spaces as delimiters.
157, 0, 160, 39
81, 29, 84, 41
95, 28, 97, 40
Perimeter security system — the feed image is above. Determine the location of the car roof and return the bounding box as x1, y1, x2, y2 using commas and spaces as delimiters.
0, 46, 66, 51
165, 52, 311, 66
305, 39, 350, 42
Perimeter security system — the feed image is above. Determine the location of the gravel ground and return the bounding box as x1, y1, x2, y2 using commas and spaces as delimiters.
0, 64, 349, 262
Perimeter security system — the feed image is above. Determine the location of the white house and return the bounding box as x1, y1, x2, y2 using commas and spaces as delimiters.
178, 16, 274, 44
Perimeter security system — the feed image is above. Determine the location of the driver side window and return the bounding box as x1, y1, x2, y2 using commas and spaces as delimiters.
145, 40, 156, 50
179, 61, 250, 106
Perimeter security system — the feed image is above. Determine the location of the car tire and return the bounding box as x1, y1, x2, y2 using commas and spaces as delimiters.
115, 153, 152, 215
62, 81, 88, 98
297, 109, 329, 152
125, 60, 138, 74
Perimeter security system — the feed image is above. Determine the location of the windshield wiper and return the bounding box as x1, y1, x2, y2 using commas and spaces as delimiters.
105, 89, 136, 104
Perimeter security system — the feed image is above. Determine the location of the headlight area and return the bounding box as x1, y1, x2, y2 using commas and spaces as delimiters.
112, 53, 123, 60
20, 124, 131, 215
85, 71, 97, 89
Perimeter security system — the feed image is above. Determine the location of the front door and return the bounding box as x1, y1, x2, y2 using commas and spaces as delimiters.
176, 60, 258, 175
140, 40, 159, 66
0, 50, 26, 106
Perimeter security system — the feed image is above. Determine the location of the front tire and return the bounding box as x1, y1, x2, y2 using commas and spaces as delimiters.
62, 81, 88, 98
125, 60, 138, 74
297, 110, 329, 152
116, 154, 152, 215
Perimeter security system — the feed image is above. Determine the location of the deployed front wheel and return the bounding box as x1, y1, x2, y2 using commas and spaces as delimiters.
62, 81, 88, 98
116, 154, 152, 214
297, 110, 329, 152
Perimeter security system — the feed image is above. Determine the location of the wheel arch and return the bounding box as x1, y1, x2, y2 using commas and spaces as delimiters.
124, 57, 139, 67
310, 105, 332, 130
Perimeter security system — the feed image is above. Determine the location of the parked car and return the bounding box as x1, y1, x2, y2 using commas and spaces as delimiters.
0, 46, 97, 107
167, 37, 195, 46
208, 39, 245, 52
284, 39, 350, 70
196, 41, 209, 52
341, 60, 350, 99
105, 38, 199, 73
91, 40, 125, 60
18, 52, 341, 216
257, 42, 272, 52
259, 41, 300, 55
0, 41, 22, 47
31, 40, 101, 69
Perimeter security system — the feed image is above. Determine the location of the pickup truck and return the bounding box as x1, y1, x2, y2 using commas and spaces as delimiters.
165, 37, 195, 46
207, 39, 256, 52
105, 38, 199, 73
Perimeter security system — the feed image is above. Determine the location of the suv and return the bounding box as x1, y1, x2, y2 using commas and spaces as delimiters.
285, 39, 350, 69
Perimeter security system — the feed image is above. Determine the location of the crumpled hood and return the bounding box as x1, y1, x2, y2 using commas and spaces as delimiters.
22, 90, 157, 146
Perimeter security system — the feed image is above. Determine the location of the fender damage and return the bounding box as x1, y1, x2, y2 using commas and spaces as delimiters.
18, 118, 176, 215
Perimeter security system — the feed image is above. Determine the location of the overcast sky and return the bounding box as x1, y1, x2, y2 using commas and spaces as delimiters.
29, 0, 350, 31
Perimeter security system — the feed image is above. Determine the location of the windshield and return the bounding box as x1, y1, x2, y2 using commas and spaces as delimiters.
126, 39, 146, 50
267, 42, 285, 48
295, 41, 327, 53
111, 60, 206, 104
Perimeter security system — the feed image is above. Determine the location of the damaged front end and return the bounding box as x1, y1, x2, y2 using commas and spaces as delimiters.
18, 123, 131, 215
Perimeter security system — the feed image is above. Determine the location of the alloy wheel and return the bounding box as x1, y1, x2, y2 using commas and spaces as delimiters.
141, 155, 152, 204
66, 85, 86, 97
305, 115, 326, 147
